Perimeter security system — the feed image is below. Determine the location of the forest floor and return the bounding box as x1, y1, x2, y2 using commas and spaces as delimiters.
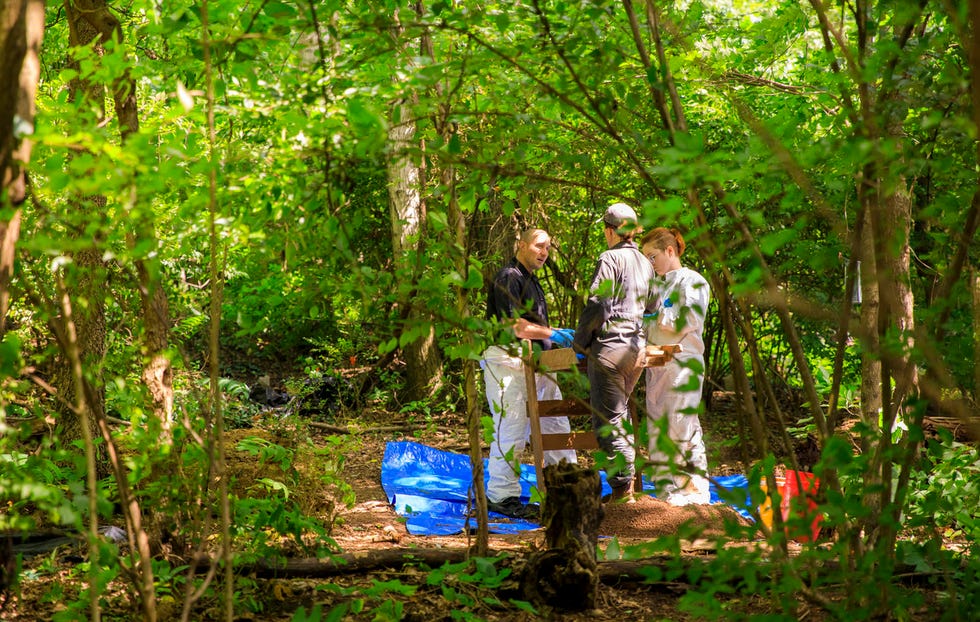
295, 405, 782, 622
2, 379, 828, 621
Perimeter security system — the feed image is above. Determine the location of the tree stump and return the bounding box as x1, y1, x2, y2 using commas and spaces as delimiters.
521, 461, 603, 611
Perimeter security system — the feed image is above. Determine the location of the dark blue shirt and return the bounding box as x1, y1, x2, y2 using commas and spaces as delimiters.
486, 258, 552, 349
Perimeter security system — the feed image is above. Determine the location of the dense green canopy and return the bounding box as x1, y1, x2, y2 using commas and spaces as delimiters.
0, 0, 978, 619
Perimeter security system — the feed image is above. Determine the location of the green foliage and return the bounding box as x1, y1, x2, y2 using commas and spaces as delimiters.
236, 436, 294, 473
314, 578, 416, 621
0, 429, 80, 531
3, 0, 978, 618
906, 431, 980, 543
229, 435, 343, 558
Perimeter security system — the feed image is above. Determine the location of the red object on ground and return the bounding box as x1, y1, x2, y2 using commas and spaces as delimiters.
781, 470, 822, 543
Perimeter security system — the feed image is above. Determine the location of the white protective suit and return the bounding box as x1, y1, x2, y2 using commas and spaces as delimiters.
482, 344, 577, 504
645, 266, 711, 506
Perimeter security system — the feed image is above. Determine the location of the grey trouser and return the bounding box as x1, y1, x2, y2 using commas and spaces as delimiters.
588, 340, 643, 490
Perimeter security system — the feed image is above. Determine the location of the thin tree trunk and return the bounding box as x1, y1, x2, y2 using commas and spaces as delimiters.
857, 203, 882, 435
414, 0, 487, 551
974, 268, 980, 404
53, 274, 103, 622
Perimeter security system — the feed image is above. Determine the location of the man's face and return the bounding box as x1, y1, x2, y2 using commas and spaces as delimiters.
517, 232, 551, 272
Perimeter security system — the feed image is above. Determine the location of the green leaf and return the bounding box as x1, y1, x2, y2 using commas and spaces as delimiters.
379, 338, 399, 355
463, 266, 483, 289
758, 227, 797, 256
0, 335, 21, 376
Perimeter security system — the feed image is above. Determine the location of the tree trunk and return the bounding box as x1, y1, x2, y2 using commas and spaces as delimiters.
0, 0, 43, 332
858, 204, 882, 438
521, 462, 602, 611
58, 3, 109, 475
388, 139, 443, 401
386, 8, 443, 403
69, 0, 175, 435
974, 268, 980, 404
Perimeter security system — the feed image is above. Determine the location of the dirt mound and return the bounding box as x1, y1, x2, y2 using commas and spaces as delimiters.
601, 494, 751, 540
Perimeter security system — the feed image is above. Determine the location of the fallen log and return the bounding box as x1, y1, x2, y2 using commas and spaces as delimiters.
306, 421, 454, 435
228, 548, 945, 591
234, 549, 728, 586
232, 547, 700, 584
241, 548, 473, 577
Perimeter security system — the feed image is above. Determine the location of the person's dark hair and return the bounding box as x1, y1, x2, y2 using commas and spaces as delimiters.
640, 227, 685, 256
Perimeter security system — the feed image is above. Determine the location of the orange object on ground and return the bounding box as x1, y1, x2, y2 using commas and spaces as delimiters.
758, 475, 784, 533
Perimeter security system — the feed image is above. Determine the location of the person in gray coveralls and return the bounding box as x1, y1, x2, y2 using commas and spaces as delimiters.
573, 202, 657, 503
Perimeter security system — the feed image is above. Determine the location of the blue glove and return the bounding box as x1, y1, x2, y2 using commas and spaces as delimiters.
549, 328, 576, 348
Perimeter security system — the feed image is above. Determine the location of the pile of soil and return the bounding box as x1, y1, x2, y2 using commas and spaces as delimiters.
600, 494, 751, 541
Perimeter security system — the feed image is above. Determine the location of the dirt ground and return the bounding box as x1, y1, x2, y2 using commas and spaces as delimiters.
1, 393, 788, 621
309, 421, 764, 621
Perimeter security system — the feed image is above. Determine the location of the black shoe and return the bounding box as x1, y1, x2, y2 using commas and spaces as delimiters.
487, 497, 539, 520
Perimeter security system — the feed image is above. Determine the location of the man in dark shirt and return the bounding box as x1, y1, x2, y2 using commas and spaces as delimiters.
482, 229, 577, 519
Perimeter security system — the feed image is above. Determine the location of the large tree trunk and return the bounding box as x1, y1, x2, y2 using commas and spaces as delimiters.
387, 116, 443, 401
50, 245, 108, 430
0, 0, 41, 206
386, 6, 443, 404
57, 1, 110, 475
69, 0, 175, 435
0, 0, 43, 333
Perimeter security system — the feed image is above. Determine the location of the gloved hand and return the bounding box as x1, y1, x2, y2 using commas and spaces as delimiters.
549, 327, 576, 348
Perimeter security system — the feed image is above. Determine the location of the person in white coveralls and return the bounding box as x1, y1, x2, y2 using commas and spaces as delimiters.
481, 228, 577, 519
639, 227, 712, 506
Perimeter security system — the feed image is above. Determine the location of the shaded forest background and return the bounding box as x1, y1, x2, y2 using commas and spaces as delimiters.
1, 0, 979, 620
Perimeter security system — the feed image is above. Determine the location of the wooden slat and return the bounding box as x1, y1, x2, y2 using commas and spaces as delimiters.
642, 343, 683, 368
540, 432, 599, 451
525, 342, 547, 493
537, 399, 591, 417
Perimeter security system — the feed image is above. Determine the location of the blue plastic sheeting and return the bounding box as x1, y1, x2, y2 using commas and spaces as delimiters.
381, 441, 755, 536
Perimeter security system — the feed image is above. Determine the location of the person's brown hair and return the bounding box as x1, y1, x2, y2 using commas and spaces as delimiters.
519, 228, 548, 244
514, 228, 550, 252
609, 226, 640, 242
640, 227, 685, 256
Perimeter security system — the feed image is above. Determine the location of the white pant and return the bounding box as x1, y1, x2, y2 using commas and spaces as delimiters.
645, 356, 709, 504
482, 345, 578, 503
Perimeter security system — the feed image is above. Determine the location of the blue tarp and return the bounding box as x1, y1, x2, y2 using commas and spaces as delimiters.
381, 441, 754, 536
